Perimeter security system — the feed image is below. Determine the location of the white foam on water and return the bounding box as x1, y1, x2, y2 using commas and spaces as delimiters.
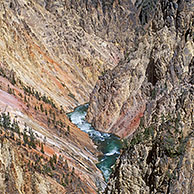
68, 105, 121, 182
99, 167, 111, 181
70, 111, 84, 125
105, 148, 120, 156
102, 133, 111, 138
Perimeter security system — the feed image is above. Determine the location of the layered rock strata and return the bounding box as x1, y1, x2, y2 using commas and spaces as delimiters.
0, 0, 122, 112
0, 76, 105, 193
0, 0, 193, 193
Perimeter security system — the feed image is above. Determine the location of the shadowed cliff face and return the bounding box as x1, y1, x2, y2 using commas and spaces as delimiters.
0, 1, 143, 191
86, 0, 194, 138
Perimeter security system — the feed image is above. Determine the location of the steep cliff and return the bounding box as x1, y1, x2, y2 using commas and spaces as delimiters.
85, 0, 194, 193
0, 0, 193, 193
87, 0, 194, 138
105, 84, 194, 193
0, 78, 105, 193
0, 0, 122, 112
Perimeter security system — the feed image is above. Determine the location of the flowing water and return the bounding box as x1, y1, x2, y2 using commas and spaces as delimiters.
67, 104, 122, 182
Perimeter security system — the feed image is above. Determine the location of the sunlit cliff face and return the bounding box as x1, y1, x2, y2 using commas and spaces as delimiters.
0, 0, 122, 112
0, 74, 105, 193
0, 1, 125, 191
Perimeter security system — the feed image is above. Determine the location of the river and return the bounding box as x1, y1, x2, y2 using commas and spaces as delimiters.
67, 104, 122, 182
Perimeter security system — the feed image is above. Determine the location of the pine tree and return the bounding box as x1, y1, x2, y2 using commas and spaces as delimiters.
40, 104, 44, 112
23, 131, 28, 145
41, 143, 44, 154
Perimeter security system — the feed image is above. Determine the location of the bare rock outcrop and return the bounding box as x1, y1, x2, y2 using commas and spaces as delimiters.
85, 0, 194, 193
0, 0, 122, 112
105, 82, 194, 193
86, 0, 194, 138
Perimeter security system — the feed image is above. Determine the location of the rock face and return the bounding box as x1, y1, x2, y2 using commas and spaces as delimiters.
85, 0, 194, 193
0, 0, 122, 112
0, 76, 105, 193
0, 0, 193, 193
105, 84, 194, 193
0, 138, 66, 194
86, 0, 194, 138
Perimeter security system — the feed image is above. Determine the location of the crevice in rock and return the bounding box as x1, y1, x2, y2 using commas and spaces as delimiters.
146, 143, 157, 164
146, 58, 158, 85
185, 28, 193, 42
144, 143, 158, 192
9, 2, 14, 9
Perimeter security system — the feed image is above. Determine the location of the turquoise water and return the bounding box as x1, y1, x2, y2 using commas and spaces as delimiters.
67, 104, 122, 182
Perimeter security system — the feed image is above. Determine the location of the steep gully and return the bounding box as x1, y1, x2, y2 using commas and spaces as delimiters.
67, 104, 122, 182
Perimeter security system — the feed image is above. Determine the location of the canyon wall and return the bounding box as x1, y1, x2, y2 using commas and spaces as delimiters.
0, 0, 193, 193
0, 0, 122, 112
105, 77, 194, 193
86, 0, 194, 138
0, 75, 105, 193
0, 0, 143, 193
85, 0, 194, 193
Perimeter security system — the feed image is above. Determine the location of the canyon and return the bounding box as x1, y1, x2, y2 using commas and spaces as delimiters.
0, 0, 193, 194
